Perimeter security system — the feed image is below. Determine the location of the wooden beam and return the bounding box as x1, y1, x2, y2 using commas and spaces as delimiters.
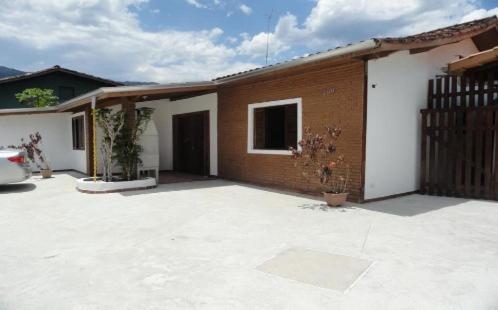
170, 90, 217, 101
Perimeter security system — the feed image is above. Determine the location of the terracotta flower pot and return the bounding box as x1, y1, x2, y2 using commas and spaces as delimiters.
41, 169, 52, 179
323, 192, 348, 207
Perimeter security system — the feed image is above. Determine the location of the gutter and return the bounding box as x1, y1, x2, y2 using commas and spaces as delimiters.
0, 106, 59, 116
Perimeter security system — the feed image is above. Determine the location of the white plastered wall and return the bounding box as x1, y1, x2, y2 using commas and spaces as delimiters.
137, 92, 218, 175
0, 112, 87, 173
364, 39, 478, 200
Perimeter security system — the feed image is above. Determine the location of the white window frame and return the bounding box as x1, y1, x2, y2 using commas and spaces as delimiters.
247, 97, 302, 155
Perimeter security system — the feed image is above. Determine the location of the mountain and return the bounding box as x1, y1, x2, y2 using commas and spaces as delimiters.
0, 66, 25, 78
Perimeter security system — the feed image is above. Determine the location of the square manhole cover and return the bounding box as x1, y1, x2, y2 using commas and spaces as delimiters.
257, 248, 372, 292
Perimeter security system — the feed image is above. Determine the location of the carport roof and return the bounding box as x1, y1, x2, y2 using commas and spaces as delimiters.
448, 46, 498, 74
56, 81, 217, 112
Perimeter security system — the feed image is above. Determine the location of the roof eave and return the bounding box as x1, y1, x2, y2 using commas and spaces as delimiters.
214, 39, 380, 84
56, 81, 217, 112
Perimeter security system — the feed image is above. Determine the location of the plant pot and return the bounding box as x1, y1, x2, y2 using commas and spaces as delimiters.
40, 169, 52, 178
323, 192, 348, 207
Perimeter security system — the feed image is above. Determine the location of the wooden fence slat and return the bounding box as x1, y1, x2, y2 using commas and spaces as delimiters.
436, 78, 442, 109
494, 110, 498, 200
444, 76, 450, 109
429, 110, 437, 195
478, 74, 485, 107
420, 111, 428, 194
484, 110, 493, 199
464, 110, 473, 197
488, 72, 495, 106
446, 109, 455, 195
461, 77, 468, 108
469, 74, 476, 107
455, 109, 464, 195
474, 108, 483, 197
428, 79, 434, 109
451, 76, 458, 108
439, 110, 448, 195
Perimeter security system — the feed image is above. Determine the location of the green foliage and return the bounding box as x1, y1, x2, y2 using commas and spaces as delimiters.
114, 107, 154, 181
15, 88, 59, 107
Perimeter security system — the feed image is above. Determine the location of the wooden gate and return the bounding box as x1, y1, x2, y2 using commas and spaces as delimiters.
420, 73, 498, 199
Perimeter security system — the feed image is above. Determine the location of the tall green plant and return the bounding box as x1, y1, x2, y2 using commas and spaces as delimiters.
15, 88, 59, 107
114, 107, 154, 181
96, 109, 125, 182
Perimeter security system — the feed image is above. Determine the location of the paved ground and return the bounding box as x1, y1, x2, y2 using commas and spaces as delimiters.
1, 172, 498, 310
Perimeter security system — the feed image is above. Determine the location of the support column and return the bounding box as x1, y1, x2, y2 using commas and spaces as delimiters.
122, 98, 136, 129
85, 105, 95, 177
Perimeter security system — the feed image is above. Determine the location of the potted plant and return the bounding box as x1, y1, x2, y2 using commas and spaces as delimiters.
21, 132, 52, 178
290, 126, 350, 207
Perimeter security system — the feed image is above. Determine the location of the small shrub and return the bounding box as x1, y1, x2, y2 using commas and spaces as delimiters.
290, 126, 350, 194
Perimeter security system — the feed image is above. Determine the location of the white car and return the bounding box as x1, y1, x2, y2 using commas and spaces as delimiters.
0, 149, 32, 184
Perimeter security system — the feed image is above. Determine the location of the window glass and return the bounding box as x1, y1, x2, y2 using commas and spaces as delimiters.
72, 116, 85, 150
253, 103, 297, 150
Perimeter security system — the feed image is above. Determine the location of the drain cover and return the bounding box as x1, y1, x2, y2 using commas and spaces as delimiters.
258, 248, 371, 292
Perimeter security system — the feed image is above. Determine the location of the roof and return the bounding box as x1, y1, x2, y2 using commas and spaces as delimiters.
0, 65, 122, 86
448, 46, 498, 73
57, 81, 216, 112
1, 16, 497, 115
215, 16, 498, 82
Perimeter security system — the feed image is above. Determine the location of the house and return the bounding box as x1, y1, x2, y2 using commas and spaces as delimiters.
0, 16, 497, 202
0, 65, 121, 109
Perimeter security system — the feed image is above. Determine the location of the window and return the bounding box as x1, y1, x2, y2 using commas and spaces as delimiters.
72, 115, 85, 150
59, 86, 76, 101
247, 98, 302, 155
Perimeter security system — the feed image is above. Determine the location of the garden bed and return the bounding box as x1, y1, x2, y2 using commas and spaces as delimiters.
76, 177, 156, 193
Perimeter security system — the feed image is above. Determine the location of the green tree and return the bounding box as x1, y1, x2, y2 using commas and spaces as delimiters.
15, 88, 59, 107
114, 107, 154, 181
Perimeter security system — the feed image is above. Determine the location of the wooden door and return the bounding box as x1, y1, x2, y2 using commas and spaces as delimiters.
173, 111, 210, 175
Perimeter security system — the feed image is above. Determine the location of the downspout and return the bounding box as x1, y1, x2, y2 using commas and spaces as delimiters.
91, 96, 97, 182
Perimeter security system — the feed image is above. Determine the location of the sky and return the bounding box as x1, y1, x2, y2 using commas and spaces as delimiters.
0, 0, 497, 83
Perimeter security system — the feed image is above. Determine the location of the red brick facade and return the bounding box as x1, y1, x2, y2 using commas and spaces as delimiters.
218, 59, 367, 202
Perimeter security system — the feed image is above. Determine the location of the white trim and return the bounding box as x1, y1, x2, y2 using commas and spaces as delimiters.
247, 98, 302, 156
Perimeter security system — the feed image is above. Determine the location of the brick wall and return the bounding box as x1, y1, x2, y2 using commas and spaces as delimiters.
217, 59, 366, 202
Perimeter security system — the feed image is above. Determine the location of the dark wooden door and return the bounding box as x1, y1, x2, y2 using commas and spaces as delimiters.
173, 111, 210, 175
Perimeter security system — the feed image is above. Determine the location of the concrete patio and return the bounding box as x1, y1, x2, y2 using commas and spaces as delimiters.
1, 172, 498, 309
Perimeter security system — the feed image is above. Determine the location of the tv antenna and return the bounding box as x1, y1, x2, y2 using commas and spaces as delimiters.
265, 8, 273, 65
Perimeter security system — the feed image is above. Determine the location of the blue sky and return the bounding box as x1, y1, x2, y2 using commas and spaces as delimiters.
0, 0, 497, 83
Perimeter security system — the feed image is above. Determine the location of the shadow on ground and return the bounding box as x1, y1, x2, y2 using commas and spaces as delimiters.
298, 194, 473, 217
119, 179, 231, 197
0, 183, 36, 193
358, 194, 471, 217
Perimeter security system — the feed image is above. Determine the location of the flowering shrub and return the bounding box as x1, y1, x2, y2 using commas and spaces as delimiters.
290, 126, 349, 194
7, 132, 50, 170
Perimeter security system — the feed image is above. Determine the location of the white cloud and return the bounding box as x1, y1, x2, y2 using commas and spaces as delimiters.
239, 4, 252, 15
239, 0, 498, 60
185, 0, 207, 9
0, 0, 259, 83
0, 0, 496, 83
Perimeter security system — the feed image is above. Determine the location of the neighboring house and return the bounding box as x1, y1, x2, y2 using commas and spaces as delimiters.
0, 16, 497, 202
0, 65, 121, 109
